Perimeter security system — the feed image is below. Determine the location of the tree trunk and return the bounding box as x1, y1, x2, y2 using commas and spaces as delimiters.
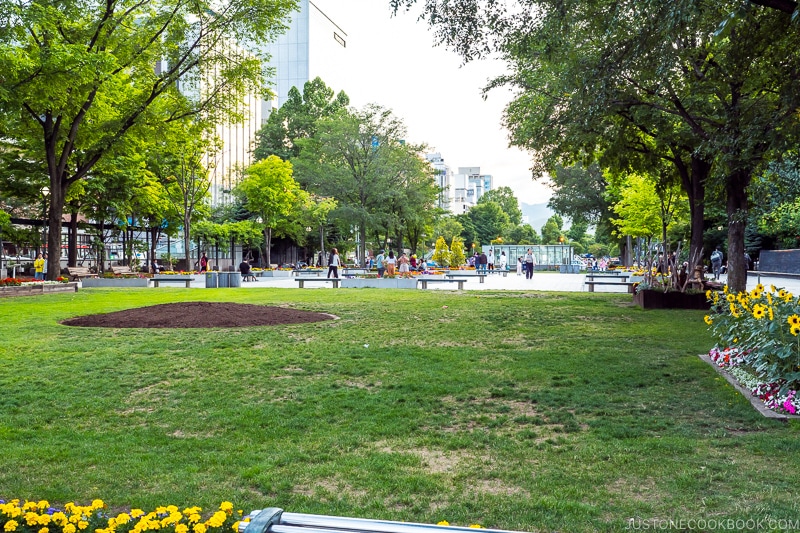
45, 180, 66, 280
726, 169, 751, 293
68, 210, 78, 267
264, 227, 272, 267
183, 215, 192, 271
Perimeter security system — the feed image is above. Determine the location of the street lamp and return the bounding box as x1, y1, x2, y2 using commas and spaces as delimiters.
41, 186, 49, 256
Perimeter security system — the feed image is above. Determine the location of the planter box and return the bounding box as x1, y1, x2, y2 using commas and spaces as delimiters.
261, 270, 292, 277
634, 289, 710, 309
82, 277, 150, 288
340, 278, 418, 289
0, 282, 79, 298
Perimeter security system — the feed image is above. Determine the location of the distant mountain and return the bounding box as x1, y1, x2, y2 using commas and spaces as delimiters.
520, 202, 554, 232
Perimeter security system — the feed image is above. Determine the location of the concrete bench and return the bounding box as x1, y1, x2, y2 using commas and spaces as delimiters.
152, 275, 193, 288
446, 272, 486, 283
296, 278, 339, 288
110, 265, 136, 275
586, 273, 629, 281
240, 508, 519, 533
293, 269, 323, 277
67, 266, 99, 281
585, 280, 636, 293
418, 278, 466, 290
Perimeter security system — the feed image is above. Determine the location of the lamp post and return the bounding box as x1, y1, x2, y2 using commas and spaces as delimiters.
41, 186, 49, 256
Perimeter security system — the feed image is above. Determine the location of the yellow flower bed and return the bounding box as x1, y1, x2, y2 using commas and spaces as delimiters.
0, 500, 241, 533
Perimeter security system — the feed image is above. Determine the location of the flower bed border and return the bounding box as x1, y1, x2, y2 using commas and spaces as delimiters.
698, 353, 800, 421
0, 282, 79, 298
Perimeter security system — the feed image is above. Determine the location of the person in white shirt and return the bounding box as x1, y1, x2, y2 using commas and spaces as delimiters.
327, 248, 341, 279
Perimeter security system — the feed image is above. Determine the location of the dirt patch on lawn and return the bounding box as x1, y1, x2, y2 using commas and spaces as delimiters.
61, 302, 335, 328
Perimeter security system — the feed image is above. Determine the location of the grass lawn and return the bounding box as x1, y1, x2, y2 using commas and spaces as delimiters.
1, 288, 798, 532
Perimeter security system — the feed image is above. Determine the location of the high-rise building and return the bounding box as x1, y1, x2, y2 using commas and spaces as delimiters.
258, 0, 348, 119
452, 166, 493, 213
425, 152, 453, 211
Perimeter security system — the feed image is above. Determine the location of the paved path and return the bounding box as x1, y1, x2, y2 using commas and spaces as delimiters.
233, 271, 800, 294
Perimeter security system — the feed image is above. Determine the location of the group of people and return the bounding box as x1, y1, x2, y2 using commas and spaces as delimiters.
468, 249, 509, 273
371, 250, 423, 278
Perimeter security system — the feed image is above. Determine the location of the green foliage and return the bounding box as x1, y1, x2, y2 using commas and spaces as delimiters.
549, 164, 611, 226
505, 223, 539, 245
254, 77, 350, 161
540, 215, 563, 244
433, 216, 464, 246
431, 235, 451, 267
478, 186, 522, 225
449, 235, 466, 266
707, 284, 800, 394
466, 201, 510, 245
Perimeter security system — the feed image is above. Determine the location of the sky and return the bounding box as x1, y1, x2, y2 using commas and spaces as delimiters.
310, 0, 553, 206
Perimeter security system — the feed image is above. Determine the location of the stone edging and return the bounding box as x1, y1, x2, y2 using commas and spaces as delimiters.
698, 354, 800, 421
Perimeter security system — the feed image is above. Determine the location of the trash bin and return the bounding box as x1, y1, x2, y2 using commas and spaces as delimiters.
218, 271, 230, 288
205, 271, 218, 288
228, 272, 242, 288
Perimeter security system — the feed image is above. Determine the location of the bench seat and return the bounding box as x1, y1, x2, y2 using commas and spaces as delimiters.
445, 273, 486, 283
152, 275, 193, 288
110, 265, 136, 275
296, 278, 339, 288
418, 278, 466, 290
67, 267, 98, 281
584, 280, 636, 293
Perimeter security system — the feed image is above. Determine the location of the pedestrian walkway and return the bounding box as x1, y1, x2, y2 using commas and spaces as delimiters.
232, 271, 800, 294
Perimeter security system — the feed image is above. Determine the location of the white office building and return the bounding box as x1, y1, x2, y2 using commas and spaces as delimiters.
452, 166, 493, 214
425, 152, 453, 211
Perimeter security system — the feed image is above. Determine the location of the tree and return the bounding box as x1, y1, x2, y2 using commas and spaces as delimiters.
391, 0, 800, 292
466, 202, 510, 245
293, 104, 434, 264
0, 0, 296, 279
235, 156, 305, 267
254, 77, 350, 161
478, 186, 522, 226
549, 164, 611, 226
450, 235, 466, 267
431, 236, 451, 267
433, 216, 464, 246
540, 215, 563, 245
506, 224, 539, 245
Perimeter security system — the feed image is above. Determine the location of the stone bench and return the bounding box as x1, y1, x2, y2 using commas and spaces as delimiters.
585, 280, 636, 293
586, 273, 629, 281
446, 272, 486, 283
67, 266, 98, 281
151, 275, 193, 288
418, 278, 467, 290
296, 278, 339, 288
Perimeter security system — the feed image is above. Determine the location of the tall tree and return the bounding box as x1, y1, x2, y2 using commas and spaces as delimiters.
467, 201, 510, 245
235, 156, 305, 267
478, 186, 522, 226
254, 77, 349, 161
0, 0, 296, 278
391, 0, 800, 292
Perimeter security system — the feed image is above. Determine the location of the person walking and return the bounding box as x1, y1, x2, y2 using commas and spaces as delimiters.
498, 251, 507, 272
375, 249, 386, 277
386, 251, 397, 276
479, 251, 488, 274
327, 248, 341, 279
487, 249, 495, 271
711, 246, 723, 280
516, 257, 523, 276
199, 252, 208, 272
524, 248, 536, 279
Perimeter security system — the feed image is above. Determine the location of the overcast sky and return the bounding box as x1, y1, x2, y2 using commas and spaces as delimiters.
310, 0, 553, 206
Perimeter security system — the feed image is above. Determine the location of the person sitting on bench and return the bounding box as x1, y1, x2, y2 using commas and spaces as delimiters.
239, 259, 257, 281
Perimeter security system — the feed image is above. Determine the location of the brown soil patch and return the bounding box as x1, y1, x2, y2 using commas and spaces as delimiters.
61, 302, 335, 328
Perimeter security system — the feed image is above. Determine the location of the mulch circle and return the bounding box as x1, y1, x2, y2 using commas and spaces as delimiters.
61, 302, 335, 328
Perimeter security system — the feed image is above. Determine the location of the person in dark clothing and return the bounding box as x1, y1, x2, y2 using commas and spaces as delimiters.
239, 259, 256, 281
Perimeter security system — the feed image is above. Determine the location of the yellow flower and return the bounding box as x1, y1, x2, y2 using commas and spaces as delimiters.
51, 513, 67, 527
5, 520, 19, 532
789, 315, 800, 326
779, 289, 787, 299
468, 526, 483, 529
219, 503, 234, 515
188, 515, 202, 525
193, 524, 207, 533
752, 305, 766, 320
767, 292, 773, 305
232, 522, 241, 532
37, 503, 49, 513
704, 315, 713, 325
726, 294, 736, 303
437, 522, 450, 526
64, 524, 76, 533
78, 521, 89, 530
768, 306, 774, 321
25, 512, 39, 526
38, 515, 51, 526
39, 528, 49, 533
91, 501, 105, 512
791, 324, 800, 336
705, 290, 711, 300
131, 510, 146, 520
176, 525, 189, 533
723, 285, 729, 293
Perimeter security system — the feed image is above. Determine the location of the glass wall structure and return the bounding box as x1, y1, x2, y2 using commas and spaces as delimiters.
478, 244, 574, 270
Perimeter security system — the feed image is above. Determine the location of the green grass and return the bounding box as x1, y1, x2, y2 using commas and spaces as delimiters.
1, 288, 798, 532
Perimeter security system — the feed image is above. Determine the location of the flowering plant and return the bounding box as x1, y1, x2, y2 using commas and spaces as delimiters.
705, 283, 800, 415
0, 277, 23, 287
0, 500, 242, 533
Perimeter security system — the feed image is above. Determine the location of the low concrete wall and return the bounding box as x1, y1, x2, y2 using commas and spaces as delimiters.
758, 249, 800, 274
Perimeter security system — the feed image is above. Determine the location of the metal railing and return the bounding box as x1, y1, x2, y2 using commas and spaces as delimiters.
239, 509, 527, 533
